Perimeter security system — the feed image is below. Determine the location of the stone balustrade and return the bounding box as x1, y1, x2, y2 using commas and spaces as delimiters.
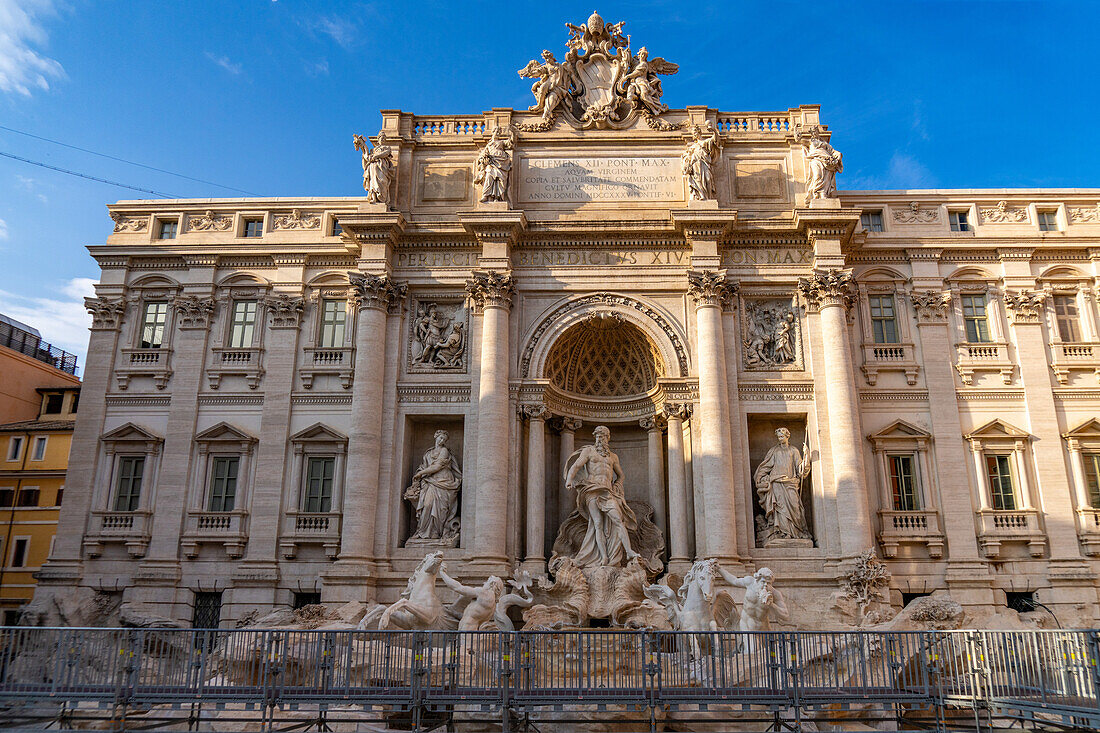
977, 508, 1045, 558
280, 511, 342, 560
181, 511, 248, 559
877, 509, 945, 559
84, 511, 153, 559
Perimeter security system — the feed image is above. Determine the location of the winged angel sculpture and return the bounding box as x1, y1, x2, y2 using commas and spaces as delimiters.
517, 11, 679, 129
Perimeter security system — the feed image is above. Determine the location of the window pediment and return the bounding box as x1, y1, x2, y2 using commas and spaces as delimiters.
1064, 418, 1100, 440
101, 423, 163, 450
290, 423, 348, 451
194, 422, 257, 447
966, 419, 1031, 449
869, 419, 931, 450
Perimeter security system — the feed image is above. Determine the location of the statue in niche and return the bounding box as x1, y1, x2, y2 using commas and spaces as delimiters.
475, 126, 515, 203
681, 123, 721, 201
404, 430, 462, 547
562, 426, 638, 567
743, 300, 799, 368
754, 428, 813, 546
411, 302, 466, 369
353, 132, 395, 206
803, 128, 843, 201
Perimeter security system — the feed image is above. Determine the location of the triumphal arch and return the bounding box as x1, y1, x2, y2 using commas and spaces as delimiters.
30, 12, 1100, 630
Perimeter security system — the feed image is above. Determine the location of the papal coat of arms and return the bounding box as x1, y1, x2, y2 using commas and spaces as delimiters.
518, 11, 679, 130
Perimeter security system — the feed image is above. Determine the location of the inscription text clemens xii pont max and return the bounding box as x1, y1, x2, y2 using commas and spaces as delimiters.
520, 157, 682, 203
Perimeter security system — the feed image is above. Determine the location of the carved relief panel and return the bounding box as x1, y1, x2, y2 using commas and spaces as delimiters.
740, 295, 803, 371
407, 297, 469, 373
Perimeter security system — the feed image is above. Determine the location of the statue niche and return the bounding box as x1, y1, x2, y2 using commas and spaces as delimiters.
404, 427, 463, 548
748, 417, 815, 548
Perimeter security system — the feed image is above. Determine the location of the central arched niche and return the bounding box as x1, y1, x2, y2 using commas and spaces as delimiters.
544, 314, 665, 398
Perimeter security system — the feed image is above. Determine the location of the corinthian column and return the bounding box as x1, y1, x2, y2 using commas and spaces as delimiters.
522, 402, 550, 571
663, 403, 692, 566
467, 270, 515, 565
640, 416, 667, 535
687, 270, 739, 562
335, 274, 405, 566
557, 417, 582, 526
797, 269, 873, 554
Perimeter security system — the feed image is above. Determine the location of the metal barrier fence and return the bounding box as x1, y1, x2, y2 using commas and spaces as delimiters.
0, 627, 1098, 731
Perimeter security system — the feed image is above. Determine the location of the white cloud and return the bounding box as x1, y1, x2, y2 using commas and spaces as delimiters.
0, 277, 96, 372
0, 0, 65, 96
205, 51, 243, 75
305, 59, 329, 76
310, 16, 357, 49
0, 217, 8, 241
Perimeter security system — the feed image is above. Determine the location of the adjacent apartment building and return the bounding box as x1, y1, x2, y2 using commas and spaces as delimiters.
0, 314, 80, 623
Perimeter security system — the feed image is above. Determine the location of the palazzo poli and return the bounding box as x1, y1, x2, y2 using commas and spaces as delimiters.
30, 13, 1100, 630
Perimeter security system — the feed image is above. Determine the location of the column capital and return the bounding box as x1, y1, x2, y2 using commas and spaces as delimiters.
172, 296, 217, 330
519, 402, 550, 421
1002, 289, 1047, 325
687, 269, 737, 309
552, 416, 583, 433
466, 269, 516, 312
797, 268, 854, 312
910, 290, 952, 325
349, 272, 406, 313
85, 297, 126, 331
263, 293, 305, 329
663, 401, 693, 421
640, 416, 666, 432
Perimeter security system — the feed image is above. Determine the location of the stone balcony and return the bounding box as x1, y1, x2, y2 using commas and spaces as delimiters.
955, 342, 1014, 386
181, 511, 248, 559
1076, 508, 1100, 556
279, 511, 342, 559
976, 509, 1045, 558
877, 509, 944, 558
860, 342, 919, 386
1050, 342, 1100, 385
299, 347, 354, 389
84, 511, 152, 558
208, 347, 264, 389
116, 348, 173, 390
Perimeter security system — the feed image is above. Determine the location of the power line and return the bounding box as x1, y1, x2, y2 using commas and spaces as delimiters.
0, 124, 261, 196
0, 151, 179, 198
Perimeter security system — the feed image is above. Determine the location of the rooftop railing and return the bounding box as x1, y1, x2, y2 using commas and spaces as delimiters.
0, 319, 77, 375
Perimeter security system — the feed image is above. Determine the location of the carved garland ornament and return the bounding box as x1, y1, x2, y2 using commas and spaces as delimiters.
797, 269, 854, 312
662, 402, 692, 421
85, 297, 126, 330
172, 296, 216, 329
349, 272, 406, 312
979, 200, 1028, 224
186, 210, 233, 232
273, 209, 321, 230
520, 293, 689, 378
110, 212, 147, 233
909, 290, 952, 323
892, 201, 940, 224
1068, 204, 1100, 224
1002, 289, 1046, 324
264, 294, 305, 328
465, 270, 516, 312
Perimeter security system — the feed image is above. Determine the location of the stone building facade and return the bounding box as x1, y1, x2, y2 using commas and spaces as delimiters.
32, 16, 1100, 627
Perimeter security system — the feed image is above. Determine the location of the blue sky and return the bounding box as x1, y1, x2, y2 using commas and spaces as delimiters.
1, 0, 1096, 372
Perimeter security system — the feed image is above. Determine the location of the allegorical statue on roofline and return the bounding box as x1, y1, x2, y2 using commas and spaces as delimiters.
518, 11, 680, 131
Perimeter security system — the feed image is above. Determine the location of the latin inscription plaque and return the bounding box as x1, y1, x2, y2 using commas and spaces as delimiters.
519, 157, 683, 203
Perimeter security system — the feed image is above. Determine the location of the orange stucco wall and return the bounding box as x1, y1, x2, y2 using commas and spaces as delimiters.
0, 346, 81, 423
